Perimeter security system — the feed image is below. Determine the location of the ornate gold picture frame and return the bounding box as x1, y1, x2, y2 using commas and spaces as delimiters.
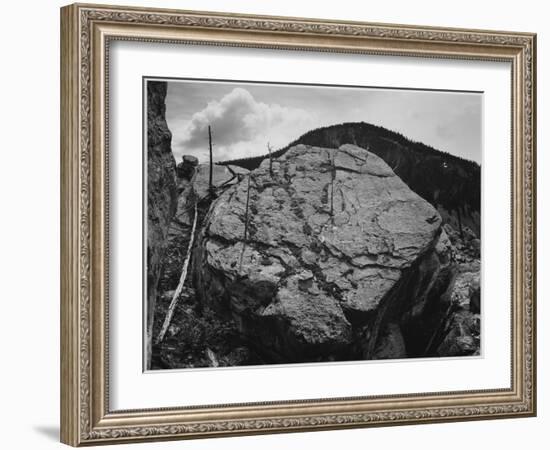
60, 3, 536, 446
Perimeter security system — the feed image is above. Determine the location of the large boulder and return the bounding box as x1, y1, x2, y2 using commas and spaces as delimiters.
195, 144, 443, 361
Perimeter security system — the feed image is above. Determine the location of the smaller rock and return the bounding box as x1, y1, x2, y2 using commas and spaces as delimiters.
437, 310, 480, 356
435, 228, 453, 267
260, 275, 352, 359
470, 238, 481, 258
183, 155, 199, 166
176, 155, 199, 180
451, 263, 481, 310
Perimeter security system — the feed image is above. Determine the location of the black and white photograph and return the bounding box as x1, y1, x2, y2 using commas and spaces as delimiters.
145, 78, 482, 371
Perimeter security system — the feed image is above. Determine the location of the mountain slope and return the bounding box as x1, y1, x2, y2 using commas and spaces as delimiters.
219, 122, 481, 235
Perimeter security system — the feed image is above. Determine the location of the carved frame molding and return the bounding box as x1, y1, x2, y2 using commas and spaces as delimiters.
60, 3, 536, 446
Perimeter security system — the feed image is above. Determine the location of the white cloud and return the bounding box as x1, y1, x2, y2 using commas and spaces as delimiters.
174, 88, 314, 162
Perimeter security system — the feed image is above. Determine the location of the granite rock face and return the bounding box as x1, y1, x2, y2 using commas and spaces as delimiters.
195, 144, 445, 361
146, 81, 178, 367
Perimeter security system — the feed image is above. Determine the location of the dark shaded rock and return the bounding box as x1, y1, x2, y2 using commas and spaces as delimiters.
437, 310, 480, 356
438, 206, 481, 242
221, 346, 254, 367
470, 278, 481, 314
444, 223, 480, 260
176, 154, 199, 180
399, 224, 482, 358
195, 144, 443, 361
373, 323, 407, 360
183, 154, 199, 166
434, 260, 481, 357
146, 81, 178, 367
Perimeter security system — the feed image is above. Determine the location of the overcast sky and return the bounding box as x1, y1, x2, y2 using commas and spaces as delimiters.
162, 79, 482, 165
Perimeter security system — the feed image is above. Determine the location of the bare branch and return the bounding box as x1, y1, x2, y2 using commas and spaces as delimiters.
208, 125, 214, 195
205, 348, 219, 367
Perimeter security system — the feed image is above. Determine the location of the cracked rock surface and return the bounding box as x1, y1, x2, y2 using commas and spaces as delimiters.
195, 144, 443, 361
146, 81, 178, 367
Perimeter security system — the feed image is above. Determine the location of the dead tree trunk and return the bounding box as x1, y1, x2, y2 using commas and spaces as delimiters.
243, 175, 252, 242
156, 198, 199, 343
267, 142, 273, 176
238, 175, 252, 271
208, 125, 214, 196
330, 153, 336, 223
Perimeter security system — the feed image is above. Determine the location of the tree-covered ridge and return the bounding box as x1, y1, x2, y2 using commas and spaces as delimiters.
218, 121, 481, 225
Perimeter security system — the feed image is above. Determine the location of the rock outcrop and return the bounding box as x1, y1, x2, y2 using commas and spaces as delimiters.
146, 81, 178, 367
436, 260, 481, 356
195, 144, 446, 362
